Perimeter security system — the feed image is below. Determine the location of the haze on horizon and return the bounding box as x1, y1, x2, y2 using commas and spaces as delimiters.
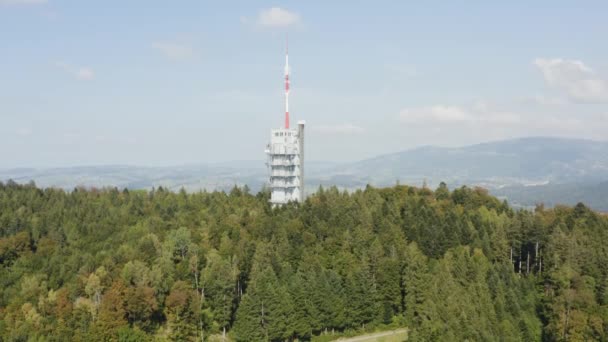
2, 1, 608, 168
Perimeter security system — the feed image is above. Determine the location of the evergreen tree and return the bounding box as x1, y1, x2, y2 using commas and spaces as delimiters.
233, 266, 293, 341
0, 182, 606, 341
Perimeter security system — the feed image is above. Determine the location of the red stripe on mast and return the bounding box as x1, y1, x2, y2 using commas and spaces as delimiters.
285, 111, 289, 129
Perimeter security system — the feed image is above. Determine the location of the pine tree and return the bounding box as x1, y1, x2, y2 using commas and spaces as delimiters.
203, 250, 236, 337
165, 281, 200, 341
287, 272, 318, 339
403, 243, 428, 326
233, 266, 294, 341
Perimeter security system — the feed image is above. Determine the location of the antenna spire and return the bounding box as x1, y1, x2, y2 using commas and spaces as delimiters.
284, 34, 290, 129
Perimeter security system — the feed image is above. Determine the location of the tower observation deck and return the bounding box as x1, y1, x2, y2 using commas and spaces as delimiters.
265, 38, 305, 205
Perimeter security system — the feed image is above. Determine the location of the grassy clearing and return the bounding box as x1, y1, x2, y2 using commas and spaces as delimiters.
317, 328, 408, 342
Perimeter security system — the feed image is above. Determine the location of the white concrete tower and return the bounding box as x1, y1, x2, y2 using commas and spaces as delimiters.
265, 37, 305, 205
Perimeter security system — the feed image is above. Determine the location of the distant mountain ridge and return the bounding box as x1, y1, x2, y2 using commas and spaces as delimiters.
2, 137, 608, 210
332, 137, 608, 188
493, 181, 608, 212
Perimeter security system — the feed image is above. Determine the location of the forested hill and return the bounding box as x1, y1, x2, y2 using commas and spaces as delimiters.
1, 181, 607, 341
333, 137, 608, 189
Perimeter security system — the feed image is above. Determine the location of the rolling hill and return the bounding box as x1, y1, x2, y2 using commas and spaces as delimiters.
2, 137, 608, 210
332, 137, 608, 188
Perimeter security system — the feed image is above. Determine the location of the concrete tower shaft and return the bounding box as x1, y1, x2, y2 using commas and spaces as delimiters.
265, 39, 305, 206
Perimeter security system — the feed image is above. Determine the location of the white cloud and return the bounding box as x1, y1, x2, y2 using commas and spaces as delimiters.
534, 58, 608, 103
400, 105, 472, 123
394, 100, 608, 148
313, 123, 365, 134
0, 0, 46, 5
399, 104, 521, 125
520, 95, 567, 106
76, 67, 94, 81
256, 7, 300, 28
152, 42, 194, 61
55, 62, 95, 81
16, 128, 32, 136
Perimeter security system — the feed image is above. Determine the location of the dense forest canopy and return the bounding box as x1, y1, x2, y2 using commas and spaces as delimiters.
0, 180, 607, 341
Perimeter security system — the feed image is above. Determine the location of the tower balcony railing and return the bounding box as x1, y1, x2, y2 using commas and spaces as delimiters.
268, 145, 299, 155
270, 180, 300, 188
270, 169, 297, 177
270, 159, 300, 166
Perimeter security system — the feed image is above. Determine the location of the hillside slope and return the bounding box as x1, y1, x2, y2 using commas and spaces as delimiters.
335, 137, 608, 188
492, 181, 608, 212
1, 182, 606, 340
2, 137, 608, 211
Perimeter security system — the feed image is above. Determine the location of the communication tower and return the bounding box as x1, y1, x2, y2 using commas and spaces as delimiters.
265, 38, 305, 205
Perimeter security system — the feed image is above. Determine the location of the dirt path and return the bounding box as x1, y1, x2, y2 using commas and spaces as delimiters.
331, 328, 408, 342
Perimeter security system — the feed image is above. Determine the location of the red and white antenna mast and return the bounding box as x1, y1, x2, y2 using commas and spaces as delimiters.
284, 34, 290, 129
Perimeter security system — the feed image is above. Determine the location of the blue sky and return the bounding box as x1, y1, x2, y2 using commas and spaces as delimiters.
2, 1, 608, 167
